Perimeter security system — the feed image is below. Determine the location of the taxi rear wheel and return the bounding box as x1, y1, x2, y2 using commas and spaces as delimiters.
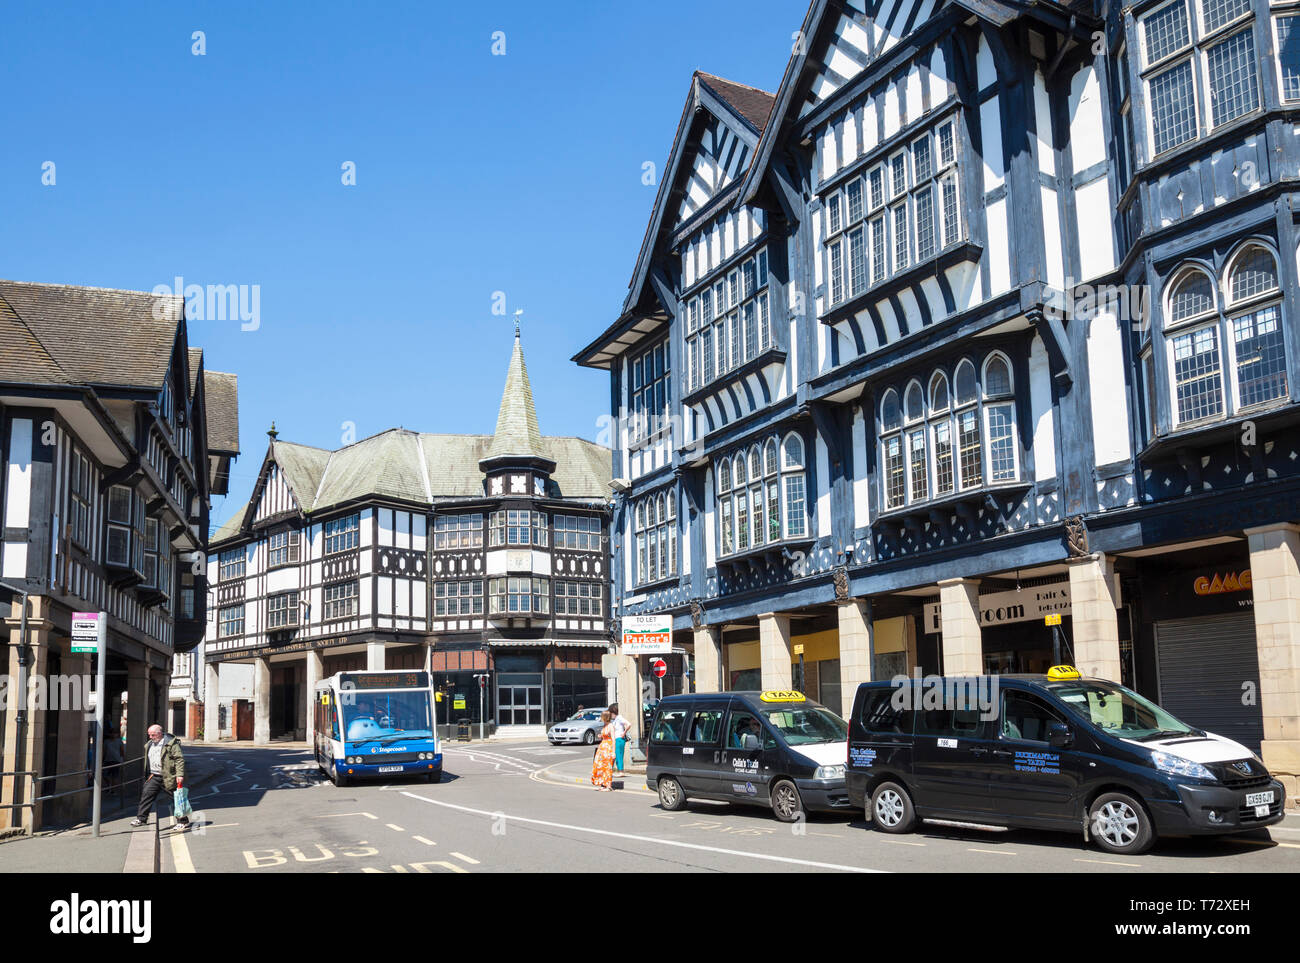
1089, 792, 1153, 855
770, 779, 804, 823
871, 781, 917, 833
658, 776, 687, 811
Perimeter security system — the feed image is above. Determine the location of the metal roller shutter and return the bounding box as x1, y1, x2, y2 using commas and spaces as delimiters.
1154, 612, 1263, 752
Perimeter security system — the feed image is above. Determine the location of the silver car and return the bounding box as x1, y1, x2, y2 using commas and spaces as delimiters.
548, 708, 607, 745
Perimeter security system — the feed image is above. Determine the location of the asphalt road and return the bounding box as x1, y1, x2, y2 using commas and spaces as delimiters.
168, 742, 1300, 875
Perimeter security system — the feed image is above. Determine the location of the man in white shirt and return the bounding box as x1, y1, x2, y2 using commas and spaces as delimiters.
609, 703, 630, 777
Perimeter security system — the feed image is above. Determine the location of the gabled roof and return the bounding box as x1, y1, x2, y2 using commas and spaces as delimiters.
0, 280, 182, 390
188, 348, 204, 398
741, 0, 1096, 206
574, 71, 775, 370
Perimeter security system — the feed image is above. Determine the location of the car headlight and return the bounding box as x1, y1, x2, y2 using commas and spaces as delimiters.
1151, 750, 1215, 780
814, 765, 845, 780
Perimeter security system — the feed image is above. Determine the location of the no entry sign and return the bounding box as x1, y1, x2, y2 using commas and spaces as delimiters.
651, 658, 667, 678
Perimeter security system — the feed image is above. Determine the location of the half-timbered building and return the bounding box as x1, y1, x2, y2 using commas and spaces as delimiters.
204, 330, 612, 741
576, 0, 1300, 806
0, 281, 238, 828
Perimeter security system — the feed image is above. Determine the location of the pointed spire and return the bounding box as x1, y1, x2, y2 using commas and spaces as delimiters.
480, 327, 556, 473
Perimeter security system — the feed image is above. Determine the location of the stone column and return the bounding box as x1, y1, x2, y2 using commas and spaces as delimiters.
124, 660, 149, 804
937, 578, 982, 676
837, 599, 873, 720
204, 662, 220, 743
0, 599, 50, 831
613, 654, 640, 739
52, 650, 92, 824
1246, 523, 1300, 806
253, 656, 271, 745
692, 626, 721, 693
366, 642, 386, 671
305, 650, 324, 744
758, 613, 793, 690
1067, 553, 1123, 681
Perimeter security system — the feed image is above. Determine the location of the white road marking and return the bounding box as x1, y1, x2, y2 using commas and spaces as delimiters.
386, 824, 405, 832
967, 847, 1017, 856
450, 852, 480, 865
442, 748, 540, 773
400, 792, 887, 873
313, 812, 379, 820
169, 829, 195, 873
413, 836, 437, 846
1074, 858, 1141, 867
882, 839, 926, 847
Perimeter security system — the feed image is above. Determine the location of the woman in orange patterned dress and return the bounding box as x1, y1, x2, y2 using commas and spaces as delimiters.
591, 710, 615, 791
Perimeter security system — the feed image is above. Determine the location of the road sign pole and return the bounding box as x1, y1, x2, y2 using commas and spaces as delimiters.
90, 612, 106, 838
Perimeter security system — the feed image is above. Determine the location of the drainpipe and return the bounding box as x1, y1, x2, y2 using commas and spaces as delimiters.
1, 580, 31, 827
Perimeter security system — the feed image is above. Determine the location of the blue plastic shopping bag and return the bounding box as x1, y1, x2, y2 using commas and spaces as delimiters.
173, 786, 192, 818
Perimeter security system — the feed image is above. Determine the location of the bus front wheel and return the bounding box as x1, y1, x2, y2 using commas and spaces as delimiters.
333, 765, 349, 788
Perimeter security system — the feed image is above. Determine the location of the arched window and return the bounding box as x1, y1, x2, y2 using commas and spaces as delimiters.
716, 433, 807, 556
880, 390, 905, 510
982, 353, 1017, 481
782, 433, 804, 470
929, 370, 950, 412
881, 389, 902, 433
953, 360, 981, 489
1162, 246, 1289, 428
904, 381, 925, 423
781, 433, 807, 538
634, 488, 678, 586
1166, 268, 1216, 325
982, 353, 1012, 397
1225, 245, 1287, 408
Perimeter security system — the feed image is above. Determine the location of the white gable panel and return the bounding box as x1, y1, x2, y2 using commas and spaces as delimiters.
1088, 311, 1133, 466
1029, 335, 1058, 481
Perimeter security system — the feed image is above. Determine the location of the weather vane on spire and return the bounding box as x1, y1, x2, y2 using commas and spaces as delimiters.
513, 308, 524, 338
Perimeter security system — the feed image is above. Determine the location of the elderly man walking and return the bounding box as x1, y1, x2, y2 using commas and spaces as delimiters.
130, 724, 190, 832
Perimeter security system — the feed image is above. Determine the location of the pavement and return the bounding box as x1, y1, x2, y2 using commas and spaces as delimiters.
0, 742, 229, 874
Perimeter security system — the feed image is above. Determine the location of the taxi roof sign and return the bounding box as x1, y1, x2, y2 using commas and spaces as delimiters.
1046, 665, 1081, 680
759, 690, 806, 703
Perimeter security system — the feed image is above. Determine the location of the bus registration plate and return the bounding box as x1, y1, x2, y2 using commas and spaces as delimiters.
378, 765, 404, 773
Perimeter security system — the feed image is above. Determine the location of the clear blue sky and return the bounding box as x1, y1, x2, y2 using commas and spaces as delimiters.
1, 0, 800, 527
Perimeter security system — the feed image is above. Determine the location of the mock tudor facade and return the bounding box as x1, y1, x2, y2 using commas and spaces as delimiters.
0, 280, 238, 829
576, 0, 1300, 808
204, 331, 612, 742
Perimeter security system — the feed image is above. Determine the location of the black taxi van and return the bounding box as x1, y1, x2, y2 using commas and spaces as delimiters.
647, 690, 852, 821
846, 667, 1287, 855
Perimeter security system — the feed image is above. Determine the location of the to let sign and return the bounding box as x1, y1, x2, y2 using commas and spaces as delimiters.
621, 614, 672, 655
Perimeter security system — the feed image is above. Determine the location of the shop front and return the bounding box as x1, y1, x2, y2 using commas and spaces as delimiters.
1133, 548, 1262, 752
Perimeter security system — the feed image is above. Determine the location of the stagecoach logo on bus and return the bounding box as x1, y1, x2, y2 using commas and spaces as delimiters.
888, 669, 999, 720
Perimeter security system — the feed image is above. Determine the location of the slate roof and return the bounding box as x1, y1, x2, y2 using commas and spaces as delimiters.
696, 72, 776, 132
212, 338, 610, 543
0, 280, 182, 389
484, 331, 548, 463
204, 371, 240, 454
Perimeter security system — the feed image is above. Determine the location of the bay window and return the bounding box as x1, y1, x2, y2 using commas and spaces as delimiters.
633, 490, 677, 586
878, 352, 1021, 512
489, 577, 550, 615
1161, 244, 1289, 428
684, 248, 770, 392
823, 114, 961, 309
716, 432, 807, 556
323, 514, 359, 555
323, 580, 358, 621
1140, 0, 1260, 158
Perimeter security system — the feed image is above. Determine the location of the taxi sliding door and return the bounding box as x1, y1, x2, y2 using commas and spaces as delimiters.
680, 701, 729, 796
909, 693, 998, 816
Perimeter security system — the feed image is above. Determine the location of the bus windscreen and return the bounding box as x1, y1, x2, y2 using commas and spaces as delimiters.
342, 689, 434, 743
